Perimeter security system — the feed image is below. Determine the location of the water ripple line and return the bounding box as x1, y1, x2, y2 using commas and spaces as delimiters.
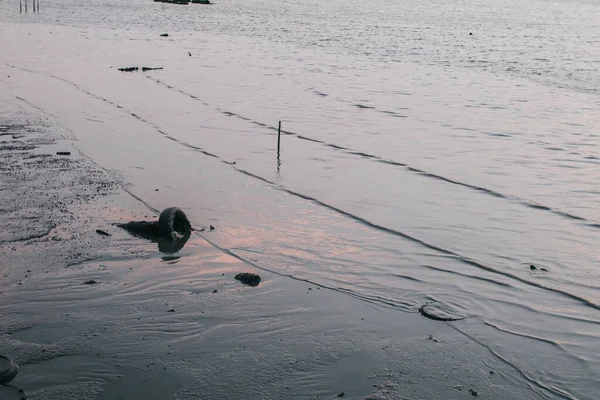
146, 75, 600, 230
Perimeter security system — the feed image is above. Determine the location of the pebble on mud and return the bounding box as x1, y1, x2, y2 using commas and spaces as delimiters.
469, 388, 478, 396
95, 229, 111, 236
160, 33, 169, 37
56, 151, 71, 155
530, 264, 537, 270
337, 392, 345, 398
83, 280, 98, 285
234, 273, 261, 287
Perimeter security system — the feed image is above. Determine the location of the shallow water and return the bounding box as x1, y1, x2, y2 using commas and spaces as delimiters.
1, 0, 600, 398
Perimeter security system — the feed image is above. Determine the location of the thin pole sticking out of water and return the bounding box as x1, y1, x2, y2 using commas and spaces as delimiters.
33, 0, 35, 12
19, 0, 22, 13
277, 121, 281, 156
24, 0, 27, 13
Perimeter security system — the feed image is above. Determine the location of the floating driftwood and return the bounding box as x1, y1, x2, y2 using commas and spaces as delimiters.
117, 67, 163, 72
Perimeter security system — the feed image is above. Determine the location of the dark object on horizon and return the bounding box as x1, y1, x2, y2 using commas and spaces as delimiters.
117, 207, 192, 254
469, 32, 473, 36
530, 264, 537, 270
83, 280, 98, 285
0, 355, 18, 385
118, 67, 138, 72
234, 273, 261, 287
56, 151, 71, 155
95, 229, 111, 236
160, 33, 169, 37
191, 0, 212, 4
141, 67, 164, 71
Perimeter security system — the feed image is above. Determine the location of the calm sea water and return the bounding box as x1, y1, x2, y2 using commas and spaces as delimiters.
2, 0, 600, 398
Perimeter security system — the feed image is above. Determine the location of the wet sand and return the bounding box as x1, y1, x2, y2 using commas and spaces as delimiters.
0, 78, 539, 399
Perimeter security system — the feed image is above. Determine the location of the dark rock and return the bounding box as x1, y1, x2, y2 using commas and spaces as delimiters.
95, 229, 110, 236
235, 273, 261, 287
469, 388, 478, 396
141, 67, 164, 71
56, 151, 71, 155
209, 225, 215, 231
160, 33, 169, 37
83, 280, 97, 285
118, 67, 138, 72
0, 355, 18, 385
117, 207, 191, 254
337, 393, 345, 398
167, 309, 175, 312
530, 264, 537, 270
188, 52, 192, 56
541, 267, 548, 272
212, 289, 218, 293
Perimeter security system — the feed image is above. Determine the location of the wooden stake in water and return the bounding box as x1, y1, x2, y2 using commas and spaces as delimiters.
20, 0, 22, 12
33, 0, 35, 12
24, 0, 27, 13
277, 121, 281, 155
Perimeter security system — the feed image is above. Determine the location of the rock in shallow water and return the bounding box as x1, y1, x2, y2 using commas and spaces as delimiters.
235, 273, 261, 287
0, 354, 18, 385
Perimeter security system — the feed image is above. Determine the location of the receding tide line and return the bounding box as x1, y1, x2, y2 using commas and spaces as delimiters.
448, 324, 576, 400
10, 64, 600, 313
143, 74, 600, 229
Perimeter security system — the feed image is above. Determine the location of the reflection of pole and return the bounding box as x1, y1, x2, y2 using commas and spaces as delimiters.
20, 0, 22, 12
25, 0, 27, 13
277, 121, 281, 155
37, 0, 39, 12
33, 0, 35, 12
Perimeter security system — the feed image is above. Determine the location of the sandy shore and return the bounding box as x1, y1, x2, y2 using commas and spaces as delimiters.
0, 72, 544, 400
